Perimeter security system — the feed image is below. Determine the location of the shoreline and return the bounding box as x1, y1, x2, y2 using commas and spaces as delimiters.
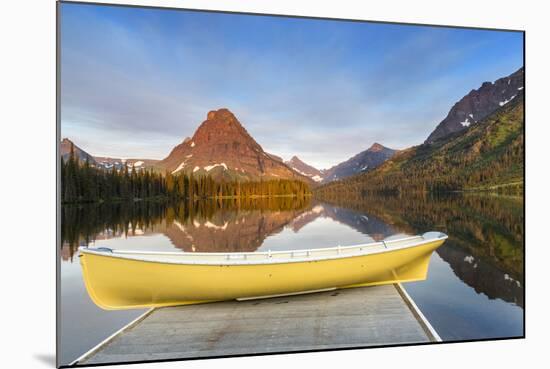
61, 193, 313, 206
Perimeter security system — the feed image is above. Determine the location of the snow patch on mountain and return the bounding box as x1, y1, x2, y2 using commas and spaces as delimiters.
204, 221, 228, 230
460, 118, 471, 127
499, 95, 517, 106
291, 167, 308, 176
204, 163, 228, 171
312, 205, 324, 214
172, 161, 187, 174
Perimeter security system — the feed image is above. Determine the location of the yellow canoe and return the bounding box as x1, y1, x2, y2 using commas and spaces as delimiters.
79, 232, 447, 310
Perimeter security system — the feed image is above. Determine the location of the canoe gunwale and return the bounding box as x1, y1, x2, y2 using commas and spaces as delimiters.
79, 232, 448, 266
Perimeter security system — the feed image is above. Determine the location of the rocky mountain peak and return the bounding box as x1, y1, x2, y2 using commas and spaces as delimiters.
206, 108, 235, 121
288, 156, 307, 166
426, 67, 524, 143
321, 143, 397, 183
60, 138, 97, 165
191, 108, 257, 150
159, 109, 311, 182
368, 143, 385, 152
480, 81, 493, 89
285, 156, 324, 183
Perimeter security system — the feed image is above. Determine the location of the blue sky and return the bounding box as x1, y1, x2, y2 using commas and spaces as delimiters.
60, 3, 523, 169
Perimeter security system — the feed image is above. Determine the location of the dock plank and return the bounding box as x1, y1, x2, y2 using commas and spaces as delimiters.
78, 284, 432, 365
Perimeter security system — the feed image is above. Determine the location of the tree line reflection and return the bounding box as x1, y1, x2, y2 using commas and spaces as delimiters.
317, 192, 524, 307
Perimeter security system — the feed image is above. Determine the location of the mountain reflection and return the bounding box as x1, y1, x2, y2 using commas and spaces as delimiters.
61, 193, 523, 308
318, 192, 524, 308
163, 204, 308, 253
61, 197, 312, 259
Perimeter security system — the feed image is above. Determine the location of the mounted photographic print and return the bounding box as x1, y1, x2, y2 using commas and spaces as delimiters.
57, 1, 525, 367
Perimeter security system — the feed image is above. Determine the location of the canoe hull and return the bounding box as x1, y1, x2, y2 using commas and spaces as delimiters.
80, 238, 445, 310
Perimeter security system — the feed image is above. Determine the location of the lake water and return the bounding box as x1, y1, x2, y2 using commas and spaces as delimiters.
59, 193, 524, 365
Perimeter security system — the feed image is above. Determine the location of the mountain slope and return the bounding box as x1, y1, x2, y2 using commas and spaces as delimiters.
321, 143, 397, 183
426, 67, 524, 143
315, 92, 524, 196
60, 138, 97, 165
285, 156, 324, 182
159, 108, 311, 182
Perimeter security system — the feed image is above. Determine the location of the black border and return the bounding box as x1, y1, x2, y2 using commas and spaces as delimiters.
56, 1, 526, 368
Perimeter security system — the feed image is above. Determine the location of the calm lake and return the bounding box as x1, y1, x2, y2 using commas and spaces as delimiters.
59, 193, 524, 365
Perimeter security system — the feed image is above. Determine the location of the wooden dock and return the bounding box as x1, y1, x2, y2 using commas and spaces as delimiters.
74, 284, 440, 366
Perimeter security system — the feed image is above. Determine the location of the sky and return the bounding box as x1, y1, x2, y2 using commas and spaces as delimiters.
60, 3, 523, 169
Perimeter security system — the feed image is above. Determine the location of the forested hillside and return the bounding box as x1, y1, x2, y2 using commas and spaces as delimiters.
315, 93, 524, 198
61, 146, 311, 204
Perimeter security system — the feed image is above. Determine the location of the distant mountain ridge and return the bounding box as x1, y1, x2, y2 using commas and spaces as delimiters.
285, 144, 397, 185
61, 132, 396, 186
60, 138, 97, 165
426, 67, 524, 143
94, 157, 160, 171
60, 138, 158, 171
285, 156, 324, 182
320, 143, 397, 183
